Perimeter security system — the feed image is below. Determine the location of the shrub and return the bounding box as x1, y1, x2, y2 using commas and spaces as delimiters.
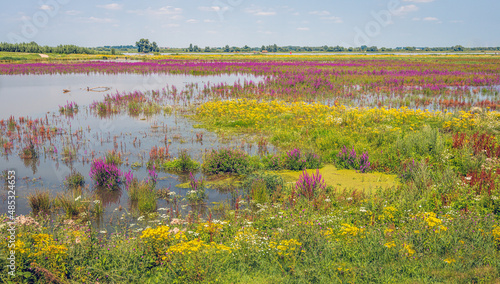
89, 158, 123, 190
263, 153, 283, 170
202, 148, 250, 174
242, 173, 285, 196
160, 150, 199, 172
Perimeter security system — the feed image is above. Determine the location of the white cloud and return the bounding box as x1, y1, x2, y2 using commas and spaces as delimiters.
309, 11, 330, 16
198, 6, 222, 12
412, 17, 421, 21
164, 23, 180, 28
246, 7, 276, 16
297, 27, 310, 31
186, 19, 199, 24
128, 6, 182, 16
97, 3, 123, 10
423, 17, 439, 21
392, 5, 419, 16
81, 17, 114, 23
40, 5, 54, 11
203, 19, 216, 23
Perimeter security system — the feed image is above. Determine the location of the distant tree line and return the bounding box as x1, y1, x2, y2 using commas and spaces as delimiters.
183, 43, 500, 53
2, 40, 500, 55
0, 42, 102, 54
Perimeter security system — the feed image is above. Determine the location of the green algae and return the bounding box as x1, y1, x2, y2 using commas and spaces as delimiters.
176, 165, 398, 192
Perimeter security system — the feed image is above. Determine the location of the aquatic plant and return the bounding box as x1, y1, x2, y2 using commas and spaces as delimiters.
27, 190, 52, 215
59, 101, 78, 116
64, 171, 85, 189
202, 148, 250, 174
186, 172, 206, 204
89, 158, 122, 190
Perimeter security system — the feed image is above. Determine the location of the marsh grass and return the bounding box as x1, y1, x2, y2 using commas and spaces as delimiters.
27, 189, 51, 215
64, 171, 85, 189
128, 178, 157, 213
159, 149, 199, 172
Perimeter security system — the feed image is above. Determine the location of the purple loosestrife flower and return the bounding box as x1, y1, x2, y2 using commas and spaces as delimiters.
296, 169, 326, 201
90, 158, 122, 190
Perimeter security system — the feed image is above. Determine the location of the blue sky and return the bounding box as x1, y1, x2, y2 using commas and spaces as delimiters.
1, 0, 499, 48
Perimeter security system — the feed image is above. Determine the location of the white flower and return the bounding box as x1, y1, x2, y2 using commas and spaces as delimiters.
93, 200, 100, 204
167, 191, 176, 196
130, 223, 136, 227
158, 208, 168, 211
137, 216, 145, 221
360, 207, 367, 213
75, 195, 81, 201
325, 199, 331, 202
99, 230, 107, 234
492, 196, 499, 200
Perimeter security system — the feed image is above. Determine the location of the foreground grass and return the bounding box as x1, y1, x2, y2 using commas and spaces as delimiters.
1, 189, 500, 283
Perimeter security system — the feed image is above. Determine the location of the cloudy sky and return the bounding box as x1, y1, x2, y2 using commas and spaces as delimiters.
1, 0, 499, 48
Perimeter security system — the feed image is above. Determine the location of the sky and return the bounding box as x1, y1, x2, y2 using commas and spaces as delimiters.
1, 0, 499, 48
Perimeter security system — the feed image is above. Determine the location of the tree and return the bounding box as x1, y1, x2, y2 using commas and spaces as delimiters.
136, 39, 159, 53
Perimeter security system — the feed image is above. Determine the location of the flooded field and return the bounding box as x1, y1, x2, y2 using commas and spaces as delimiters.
0, 72, 271, 225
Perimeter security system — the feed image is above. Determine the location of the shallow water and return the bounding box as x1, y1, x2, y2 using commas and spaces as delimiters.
0, 73, 256, 117
0, 73, 272, 226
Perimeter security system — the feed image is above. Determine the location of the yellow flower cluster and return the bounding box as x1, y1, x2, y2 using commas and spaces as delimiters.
340, 223, 364, 237
196, 99, 439, 132
269, 239, 302, 256
166, 239, 232, 259
443, 258, 456, 264
384, 241, 396, 249
141, 225, 172, 243
443, 111, 477, 130
378, 206, 398, 221
196, 222, 224, 236
167, 239, 208, 255
30, 233, 68, 258
492, 225, 500, 242
416, 212, 448, 233
401, 243, 416, 257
